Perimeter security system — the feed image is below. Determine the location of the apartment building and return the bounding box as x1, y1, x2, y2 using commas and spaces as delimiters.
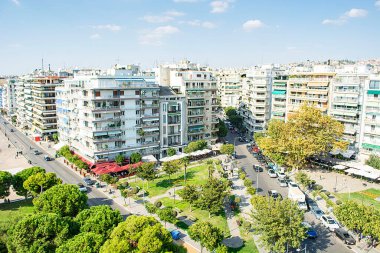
159, 86, 187, 157
238, 66, 273, 138
14, 79, 33, 130
216, 69, 242, 108
2, 79, 17, 116
56, 65, 161, 163
359, 76, 380, 155
271, 74, 288, 121
329, 66, 370, 149
156, 60, 219, 143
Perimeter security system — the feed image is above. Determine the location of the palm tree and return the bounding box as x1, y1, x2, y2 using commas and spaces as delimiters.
206, 159, 214, 178
181, 157, 190, 184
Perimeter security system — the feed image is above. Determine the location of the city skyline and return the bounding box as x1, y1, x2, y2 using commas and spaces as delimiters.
1, 0, 380, 74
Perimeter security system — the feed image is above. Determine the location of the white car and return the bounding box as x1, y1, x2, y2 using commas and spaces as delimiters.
268, 169, 277, 178
277, 171, 286, 179
278, 178, 288, 187
320, 215, 340, 231
77, 183, 87, 193
288, 181, 299, 188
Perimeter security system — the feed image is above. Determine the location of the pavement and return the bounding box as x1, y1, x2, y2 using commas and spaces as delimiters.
226, 130, 354, 253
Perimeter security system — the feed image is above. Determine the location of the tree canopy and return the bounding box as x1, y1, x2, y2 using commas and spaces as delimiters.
0, 171, 13, 200
33, 184, 88, 217
23, 172, 62, 196
167, 147, 176, 157
250, 195, 306, 252
189, 221, 224, 252
56, 232, 104, 253
184, 140, 208, 153
366, 154, 380, 170
12, 166, 45, 198
136, 162, 157, 184
7, 213, 74, 253
220, 144, 234, 156
196, 177, 227, 217
100, 215, 172, 253
130, 152, 142, 164
115, 154, 125, 165
256, 104, 347, 169
217, 120, 228, 138
179, 184, 199, 212
156, 207, 177, 227
162, 160, 181, 180
74, 205, 123, 237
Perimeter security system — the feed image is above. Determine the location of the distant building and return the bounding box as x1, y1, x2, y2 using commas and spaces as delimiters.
216, 69, 242, 108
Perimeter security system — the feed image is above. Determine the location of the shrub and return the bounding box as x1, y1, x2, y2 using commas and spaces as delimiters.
336, 200, 342, 205
247, 187, 256, 195
242, 220, 252, 232
243, 178, 252, 187
239, 173, 246, 180
235, 197, 241, 204
325, 191, 331, 197
145, 203, 157, 214
313, 184, 323, 191
154, 200, 162, 208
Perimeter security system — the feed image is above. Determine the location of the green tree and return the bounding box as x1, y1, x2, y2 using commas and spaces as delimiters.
0, 171, 12, 200
136, 162, 157, 188
224, 106, 237, 118
206, 159, 214, 178
75, 205, 123, 237
295, 171, 312, 188
56, 232, 104, 253
115, 154, 125, 165
100, 174, 119, 189
162, 160, 181, 181
100, 215, 172, 253
180, 157, 190, 184
178, 184, 199, 212
130, 152, 142, 164
257, 104, 347, 170
220, 144, 234, 156
215, 245, 228, 253
197, 177, 227, 217
12, 166, 45, 199
189, 221, 224, 252
157, 206, 177, 228
7, 213, 74, 253
33, 184, 88, 217
250, 195, 306, 252
52, 133, 59, 143
23, 172, 62, 196
217, 120, 228, 138
167, 147, 176, 156
184, 140, 208, 153
366, 154, 380, 170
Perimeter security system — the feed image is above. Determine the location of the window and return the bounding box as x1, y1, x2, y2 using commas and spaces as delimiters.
95, 113, 101, 118
371, 125, 376, 131
369, 80, 380, 89
135, 90, 140, 95
84, 121, 88, 127
120, 90, 124, 95
95, 91, 101, 97
121, 101, 124, 105
83, 91, 88, 96
197, 74, 202, 78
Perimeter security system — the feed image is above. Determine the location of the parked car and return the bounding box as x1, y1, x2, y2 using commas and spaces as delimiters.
83, 177, 95, 186
302, 222, 318, 239
335, 228, 356, 245
254, 165, 263, 172
311, 208, 325, 219
268, 190, 282, 200
33, 150, 41, 155
10, 128, 14, 132
44, 155, 51, 161
170, 230, 181, 240
320, 215, 340, 231
278, 178, 288, 187
268, 169, 277, 178
288, 181, 299, 188
77, 183, 87, 192
277, 171, 286, 179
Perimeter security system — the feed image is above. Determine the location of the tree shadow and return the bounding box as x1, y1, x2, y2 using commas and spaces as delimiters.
302, 223, 334, 253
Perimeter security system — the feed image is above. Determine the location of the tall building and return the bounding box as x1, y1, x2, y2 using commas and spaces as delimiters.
56, 65, 161, 163
216, 69, 242, 108
159, 86, 187, 157
14, 78, 33, 130
3, 79, 17, 116
270, 74, 289, 121
156, 60, 219, 143
359, 76, 380, 155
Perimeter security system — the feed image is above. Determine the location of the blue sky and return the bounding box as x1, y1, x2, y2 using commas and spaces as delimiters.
1, 0, 379, 74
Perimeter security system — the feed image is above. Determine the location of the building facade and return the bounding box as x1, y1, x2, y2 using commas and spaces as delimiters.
216, 69, 242, 108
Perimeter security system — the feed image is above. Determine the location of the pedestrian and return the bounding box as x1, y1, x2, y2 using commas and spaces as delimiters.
8, 144, 10, 148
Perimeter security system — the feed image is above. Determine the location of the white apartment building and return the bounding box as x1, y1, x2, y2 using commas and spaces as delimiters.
56, 65, 161, 163
156, 60, 219, 143
2, 79, 17, 116
271, 74, 288, 121
216, 69, 242, 108
238, 66, 273, 138
359, 76, 380, 155
15, 79, 33, 130
159, 86, 187, 157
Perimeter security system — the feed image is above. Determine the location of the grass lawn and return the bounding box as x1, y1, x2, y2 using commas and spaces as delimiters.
0, 199, 35, 241
128, 163, 218, 197
227, 227, 259, 253
159, 197, 230, 237
337, 188, 380, 210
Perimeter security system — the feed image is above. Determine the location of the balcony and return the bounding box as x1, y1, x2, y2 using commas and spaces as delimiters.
93, 125, 122, 131
188, 121, 204, 126
93, 136, 123, 143
91, 106, 121, 112
141, 103, 159, 109
141, 113, 159, 118
141, 122, 159, 128
188, 111, 204, 117
188, 102, 205, 108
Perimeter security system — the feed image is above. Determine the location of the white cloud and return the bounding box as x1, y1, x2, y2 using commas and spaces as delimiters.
322, 8, 367, 25
173, 0, 199, 2
90, 34, 100, 39
376, 0, 380, 7
91, 24, 121, 31
185, 20, 216, 29
142, 10, 185, 23
139, 26, 180, 45
165, 10, 185, 17
210, 0, 231, 13
242, 19, 264, 31
11, 0, 20, 5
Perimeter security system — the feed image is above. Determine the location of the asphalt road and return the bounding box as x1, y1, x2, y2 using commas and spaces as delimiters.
0, 115, 129, 218
226, 131, 353, 253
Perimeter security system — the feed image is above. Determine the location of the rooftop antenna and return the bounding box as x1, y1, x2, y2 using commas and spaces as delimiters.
41, 58, 44, 72
48, 64, 51, 72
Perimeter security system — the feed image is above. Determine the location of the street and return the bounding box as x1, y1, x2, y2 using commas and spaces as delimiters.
226, 131, 353, 253
0, 115, 129, 217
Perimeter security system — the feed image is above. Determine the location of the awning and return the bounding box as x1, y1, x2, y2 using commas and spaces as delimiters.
272, 90, 286, 95
333, 165, 346, 170
159, 153, 189, 162
108, 130, 122, 135
273, 82, 287, 86
362, 143, 380, 151
94, 132, 108, 137
144, 128, 159, 132
272, 112, 285, 116
367, 90, 380, 95
142, 155, 158, 163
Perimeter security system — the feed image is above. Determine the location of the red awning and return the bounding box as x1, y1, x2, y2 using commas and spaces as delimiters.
91, 161, 143, 175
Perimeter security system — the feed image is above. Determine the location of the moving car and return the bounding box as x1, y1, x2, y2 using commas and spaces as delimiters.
77, 183, 87, 192
302, 222, 318, 239
278, 178, 288, 187
33, 150, 41, 155
44, 155, 51, 161
268, 169, 277, 178
320, 215, 340, 231
268, 190, 282, 200
83, 177, 95, 186
335, 228, 356, 245
254, 165, 263, 172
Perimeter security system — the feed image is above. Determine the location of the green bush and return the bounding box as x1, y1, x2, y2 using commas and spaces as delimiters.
243, 178, 252, 187
313, 184, 323, 191
239, 173, 246, 180
247, 187, 256, 195
325, 191, 331, 197
154, 200, 162, 208
336, 200, 342, 205
235, 197, 241, 204
145, 203, 157, 214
